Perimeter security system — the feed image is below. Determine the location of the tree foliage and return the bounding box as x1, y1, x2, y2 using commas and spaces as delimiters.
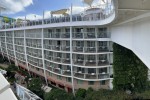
27, 78, 44, 98
44, 89, 74, 100
113, 43, 148, 92
75, 88, 87, 98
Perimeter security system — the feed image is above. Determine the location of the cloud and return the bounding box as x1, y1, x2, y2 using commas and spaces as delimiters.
16, 14, 42, 20
15, 6, 85, 20
0, 0, 33, 14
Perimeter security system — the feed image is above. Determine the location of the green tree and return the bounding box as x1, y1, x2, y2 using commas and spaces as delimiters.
44, 89, 74, 100
75, 88, 87, 98
113, 43, 148, 92
27, 78, 44, 98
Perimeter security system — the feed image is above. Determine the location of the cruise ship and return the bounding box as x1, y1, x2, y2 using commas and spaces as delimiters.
0, 0, 150, 95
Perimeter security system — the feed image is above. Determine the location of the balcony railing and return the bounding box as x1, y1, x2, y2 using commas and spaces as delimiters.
0, 3, 114, 30
44, 32, 70, 38
73, 59, 109, 66
26, 43, 42, 48
74, 72, 110, 80
44, 32, 110, 39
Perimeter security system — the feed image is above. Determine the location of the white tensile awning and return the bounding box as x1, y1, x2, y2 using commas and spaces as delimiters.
51, 9, 68, 15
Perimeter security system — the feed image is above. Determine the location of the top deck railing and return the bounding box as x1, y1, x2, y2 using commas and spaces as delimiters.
0, 2, 115, 30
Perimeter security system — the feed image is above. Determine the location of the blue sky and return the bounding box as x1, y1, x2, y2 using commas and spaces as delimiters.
0, 0, 107, 19
12, 0, 83, 16
1, 0, 84, 18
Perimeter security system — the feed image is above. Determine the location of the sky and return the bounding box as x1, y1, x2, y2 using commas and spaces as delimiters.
0, 0, 106, 20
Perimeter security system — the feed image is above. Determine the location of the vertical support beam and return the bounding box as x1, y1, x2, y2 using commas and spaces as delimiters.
42, 28, 48, 85
24, 17, 31, 76
42, 11, 48, 85
0, 37, 4, 58
12, 31, 18, 66
70, 3, 75, 95
5, 32, 11, 64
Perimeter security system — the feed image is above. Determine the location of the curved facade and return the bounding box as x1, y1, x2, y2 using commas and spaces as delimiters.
0, 2, 115, 93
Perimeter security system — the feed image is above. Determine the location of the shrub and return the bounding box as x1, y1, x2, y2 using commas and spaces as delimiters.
44, 89, 74, 100
75, 88, 87, 98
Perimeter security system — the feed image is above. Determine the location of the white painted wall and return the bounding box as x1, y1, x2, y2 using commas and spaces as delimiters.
111, 15, 150, 69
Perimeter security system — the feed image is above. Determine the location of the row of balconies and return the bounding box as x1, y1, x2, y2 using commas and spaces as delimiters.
28, 60, 43, 68
1, 32, 109, 39
44, 32, 109, 39
16, 57, 26, 61
44, 45, 109, 53
26, 33, 42, 38
45, 57, 109, 66
27, 52, 42, 58
14, 33, 24, 37
8, 51, 15, 57
26, 43, 42, 48
7, 46, 13, 50
14, 42, 24, 46
45, 64, 111, 79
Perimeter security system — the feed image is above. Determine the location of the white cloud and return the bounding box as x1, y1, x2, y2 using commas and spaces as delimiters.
0, 0, 33, 14
16, 14, 42, 20
15, 6, 85, 20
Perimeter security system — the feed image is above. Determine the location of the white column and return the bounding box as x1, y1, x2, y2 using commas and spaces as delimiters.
12, 31, 18, 66
42, 28, 48, 85
42, 11, 48, 85
70, 3, 75, 95
5, 32, 11, 64
24, 17, 31, 76
0, 37, 4, 58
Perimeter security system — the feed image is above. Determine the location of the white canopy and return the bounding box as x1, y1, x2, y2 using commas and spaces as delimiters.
51, 9, 68, 15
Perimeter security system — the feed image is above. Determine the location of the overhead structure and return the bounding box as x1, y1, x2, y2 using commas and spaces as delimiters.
83, 0, 94, 6
51, 9, 69, 16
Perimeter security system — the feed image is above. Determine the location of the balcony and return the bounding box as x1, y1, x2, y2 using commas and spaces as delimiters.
53, 68, 61, 74
62, 58, 70, 64
84, 32, 96, 39
62, 46, 70, 51
73, 33, 83, 39
46, 66, 53, 71
26, 43, 42, 48
53, 45, 61, 51
98, 60, 109, 66
63, 70, 71, 76
97, 32, 110, 38
73, 59, 84, 66
74, 72, 110, 80
85, 60, 96, 66
73, 46, 84, 52
74, 72, 84, 78
85, 47, 96, 53
44, 32, 70, 39
98, 46, 109, 52
54, 57, 61, 63
73, 32, 110, 39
